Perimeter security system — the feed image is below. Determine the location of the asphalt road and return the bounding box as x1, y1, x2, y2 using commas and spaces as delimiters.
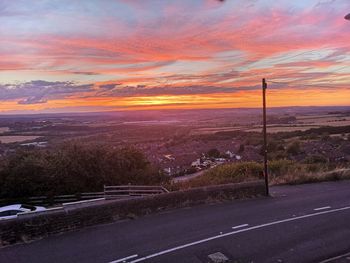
1, 181, 350, 263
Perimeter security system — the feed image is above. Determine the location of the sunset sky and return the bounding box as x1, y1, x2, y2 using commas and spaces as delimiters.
0, 0, 350, 113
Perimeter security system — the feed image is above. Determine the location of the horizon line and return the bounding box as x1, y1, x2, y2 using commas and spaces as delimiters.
1, 105, 350, 117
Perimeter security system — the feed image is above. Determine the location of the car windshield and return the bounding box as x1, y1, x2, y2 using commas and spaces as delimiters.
20, 204, 36, 211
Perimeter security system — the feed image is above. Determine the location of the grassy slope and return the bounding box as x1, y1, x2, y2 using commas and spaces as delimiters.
171, 161, 350, 190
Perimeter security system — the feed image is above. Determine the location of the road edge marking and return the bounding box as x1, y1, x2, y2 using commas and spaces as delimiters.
319, 252, 350, 263
109, 254, 138, 263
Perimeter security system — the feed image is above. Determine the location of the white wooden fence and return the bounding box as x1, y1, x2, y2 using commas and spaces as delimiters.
104, 185, 169, 200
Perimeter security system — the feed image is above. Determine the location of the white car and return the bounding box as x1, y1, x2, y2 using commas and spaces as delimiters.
0, 204, 46, 220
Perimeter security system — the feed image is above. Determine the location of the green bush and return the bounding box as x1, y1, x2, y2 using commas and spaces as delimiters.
268, 160, 294, 177
286, 141, 302, 155
305, 163, 323, 173
304, 154, 328, 164
238, 144, 245, 153
207, 148, 221, 158
0, 143, 168, 198
207, 162, 262, 179
174, 162, 263, 189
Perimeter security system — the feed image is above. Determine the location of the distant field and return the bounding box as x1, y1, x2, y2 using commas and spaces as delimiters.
247, 126, 317, 133
0, 127, 9, 134
297, 114, 350, 125
246, 114, 350, 133
191, 114, 350, 135
308, 120, 350, 126
297, 114, 342, 120
330, 133, 350, 138
191, 127, 243, 135
0, 136, 41, 144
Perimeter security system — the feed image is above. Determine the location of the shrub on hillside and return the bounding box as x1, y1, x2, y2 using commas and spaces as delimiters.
304, 154, 328, 164
173, 162, 263, 189
238, 144, 245, 153
0, 150, 52, 198
170, 158, 350, 191
286, 141, 302, 155
206, 148, 221, 158
0, 143, 167, 198
206, 162, 262, 180
268, 160, 295, 177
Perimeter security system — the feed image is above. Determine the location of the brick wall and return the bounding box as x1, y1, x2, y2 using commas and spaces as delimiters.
0, 181, 265, 247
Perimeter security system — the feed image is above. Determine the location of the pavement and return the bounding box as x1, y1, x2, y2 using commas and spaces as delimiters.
172, 170, 205, 183
1, 181, 350, 263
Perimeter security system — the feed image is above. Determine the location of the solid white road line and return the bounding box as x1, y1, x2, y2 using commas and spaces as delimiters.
314, 206, 331, 211
128, 206, 350, 263
319, 251, 350, 263
232, 224, 249, 229
109, 254, 138, 263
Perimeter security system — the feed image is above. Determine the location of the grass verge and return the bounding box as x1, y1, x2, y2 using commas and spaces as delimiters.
169, 161, 350, 190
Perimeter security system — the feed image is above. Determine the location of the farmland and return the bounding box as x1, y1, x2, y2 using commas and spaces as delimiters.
0, 135, 41, 144
0, 127, 9, 134
0, 106, 349, 178
246, 113, 350, 133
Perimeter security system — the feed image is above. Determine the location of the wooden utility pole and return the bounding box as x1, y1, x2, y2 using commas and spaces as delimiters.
262, 78, 269, 196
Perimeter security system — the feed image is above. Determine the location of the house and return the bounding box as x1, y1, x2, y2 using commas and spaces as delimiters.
191, 158, 201, 167
20, 141, 48, 148
225, 150, 235, 158
164, 154, 175, 161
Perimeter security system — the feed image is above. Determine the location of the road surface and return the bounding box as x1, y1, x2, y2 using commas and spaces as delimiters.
172, 170, 205, 183
1, 181, 350, 263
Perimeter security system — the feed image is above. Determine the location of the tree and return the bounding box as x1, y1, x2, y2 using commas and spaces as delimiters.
0, 150, 51, 198
321, 133, 330, 141
238, 144, 245, 153
0, 143, 168, 199
207, 148, 221, 158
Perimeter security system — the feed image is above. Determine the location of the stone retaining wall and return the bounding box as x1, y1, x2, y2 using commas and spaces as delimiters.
0, 181, 265, 247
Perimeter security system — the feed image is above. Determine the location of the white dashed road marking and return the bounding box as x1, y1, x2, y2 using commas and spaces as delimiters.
232, 224, 249, 229
127, 206, 350, 263
314, 206, 331, 211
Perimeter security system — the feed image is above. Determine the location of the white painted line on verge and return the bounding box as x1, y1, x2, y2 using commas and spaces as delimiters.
232, 224, 249, 229
314, 206, 331, 211
128, 205, 350, 263
109, 254, 138, 263
319, 251, 350, 263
